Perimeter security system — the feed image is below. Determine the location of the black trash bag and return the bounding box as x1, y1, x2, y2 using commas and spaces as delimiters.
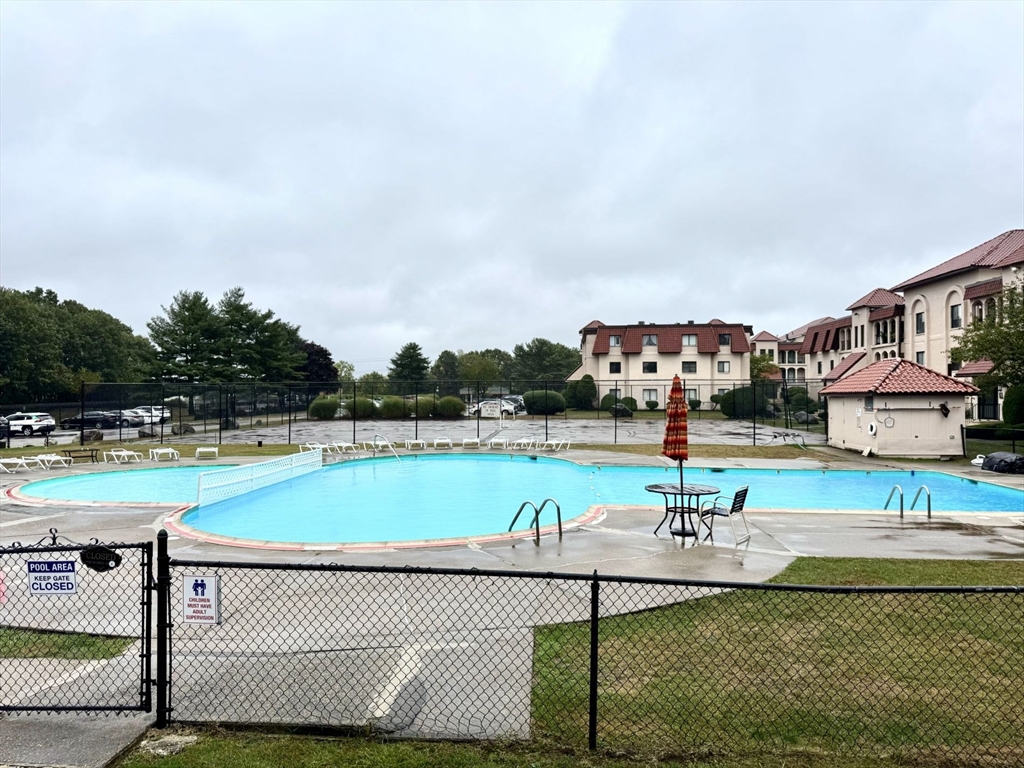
980, 452, 1024, 475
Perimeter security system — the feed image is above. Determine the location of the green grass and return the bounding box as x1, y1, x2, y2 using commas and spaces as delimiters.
532, 558, 1023, 763
0, 627, 133, 659
572, 443, 821, 460
118, 729, 920, 768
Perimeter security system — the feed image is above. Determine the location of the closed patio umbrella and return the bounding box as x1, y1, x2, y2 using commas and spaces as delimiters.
662, 374, 689, 490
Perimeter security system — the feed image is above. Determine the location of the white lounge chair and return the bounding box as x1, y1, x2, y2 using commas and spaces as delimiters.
405, 439, 427, 450
331, 441, 361, 454
0, 458, 32, 473
433, 437, 453, 449
148, 448, 180, 462
35, 453, 74, 468
538, 439, 560, 451
104, 449, 143, 464
511, 438, 535, 450
487, 437, 508, 449
462, 438, 481, 449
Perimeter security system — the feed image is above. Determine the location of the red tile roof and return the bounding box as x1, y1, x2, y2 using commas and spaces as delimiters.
846, 288, 904, 311
868, 304, 905, 322
963, 278, 1003, 301
752, 331, 779, 342
954, 360, 994, 378
588, 323, 751, 355
891, 230, 1024, 291
784, 316, 835, 341
579, 320, 606, 334
820, 359, 978, 396
799, 317, 852, 355
822, 351, 866, 382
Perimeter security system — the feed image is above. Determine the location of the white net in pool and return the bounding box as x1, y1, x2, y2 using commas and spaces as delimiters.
196, 450, 323, 507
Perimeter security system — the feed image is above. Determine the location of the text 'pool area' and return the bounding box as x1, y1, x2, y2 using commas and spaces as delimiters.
16, 454, 1024, 546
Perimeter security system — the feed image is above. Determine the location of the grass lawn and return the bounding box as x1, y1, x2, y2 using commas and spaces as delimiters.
0, 627, 133, 659
121, 559, 1022, 768
572, 443, 822, 460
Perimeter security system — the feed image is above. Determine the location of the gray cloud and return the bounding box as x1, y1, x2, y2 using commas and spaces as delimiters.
2, 1, 1021, 374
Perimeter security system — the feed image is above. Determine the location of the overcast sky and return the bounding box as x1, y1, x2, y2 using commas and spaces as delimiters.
1, 1, 1022, 375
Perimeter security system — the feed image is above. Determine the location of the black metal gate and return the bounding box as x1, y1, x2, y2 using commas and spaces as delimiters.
0, 537, 153, 713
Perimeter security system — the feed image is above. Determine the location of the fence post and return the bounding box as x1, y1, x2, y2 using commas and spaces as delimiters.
79, 380, 85, 447
155, 530, 170, 728
960, 424, 966, 458
588, 569, 600, 751
544, 381, 549, 442
287, 384, 293, 445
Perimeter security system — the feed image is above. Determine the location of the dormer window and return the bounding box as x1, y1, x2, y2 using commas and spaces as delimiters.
682, 334, 697, 346
718, 334, 731, 346
609, 335, 621, 347
642, 334, 658, 347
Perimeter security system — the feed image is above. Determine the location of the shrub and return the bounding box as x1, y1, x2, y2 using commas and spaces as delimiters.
308, 395, 341, 421
412, 396, 435, 418
720, 386, 770, 419
563, 380, 581, 409
786, 386, 818, 414
523, 390, 566, 415
646, 400, 658, 410
340, 397, 379, 419
1002, 385, 1024, 426
600, 394, 638, 411
575, 375, 597, 410
688, 398, 701, 411
435, 396, 466, 418
709, 394, 722, 411
378, 396, 410, 419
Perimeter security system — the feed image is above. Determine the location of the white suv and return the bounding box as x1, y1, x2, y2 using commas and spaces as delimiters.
7, 412, 57, 436
133, 406, 171, 424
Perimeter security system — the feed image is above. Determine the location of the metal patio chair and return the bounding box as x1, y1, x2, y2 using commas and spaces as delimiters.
698, 485, 750, 544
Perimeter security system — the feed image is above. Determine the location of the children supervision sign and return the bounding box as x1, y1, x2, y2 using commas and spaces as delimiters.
28, 561, 78, 595
182, 575, 221, 625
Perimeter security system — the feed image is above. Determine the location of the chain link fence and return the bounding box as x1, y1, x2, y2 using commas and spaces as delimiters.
161, 545, 1023, 764
1, 377, 826, 448
0, 539, 152, 714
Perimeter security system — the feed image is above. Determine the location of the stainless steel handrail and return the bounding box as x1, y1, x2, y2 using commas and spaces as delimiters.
910, 485, 932, 519
370, 434, 400, 461
508, 498, 562, 546
884, 485, 904, 517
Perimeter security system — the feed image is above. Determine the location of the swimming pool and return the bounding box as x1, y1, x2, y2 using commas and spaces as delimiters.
17, 455, 1023, 546
18, 466, 234, 504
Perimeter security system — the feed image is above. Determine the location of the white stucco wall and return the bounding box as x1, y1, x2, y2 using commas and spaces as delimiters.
826, 393, 967, 458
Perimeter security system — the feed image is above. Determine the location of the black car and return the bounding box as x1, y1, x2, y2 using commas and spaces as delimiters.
60, 411, 122, 430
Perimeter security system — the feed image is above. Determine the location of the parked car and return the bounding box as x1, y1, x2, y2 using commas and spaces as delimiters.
7, 412, 57, 436
114, 410, 146, 428
502, 395, 527, 413
467, 399, 517, 416
133, 405, 171, 423
60, 411, 121, 430
0, 415, 8, 440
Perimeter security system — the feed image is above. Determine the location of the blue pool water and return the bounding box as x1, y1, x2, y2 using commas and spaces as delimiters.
19, 466, 234, 504
19, 455, 1023, 544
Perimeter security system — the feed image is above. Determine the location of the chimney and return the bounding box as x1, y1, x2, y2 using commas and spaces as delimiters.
687, 320, 694, 324
637, 321, 645, 325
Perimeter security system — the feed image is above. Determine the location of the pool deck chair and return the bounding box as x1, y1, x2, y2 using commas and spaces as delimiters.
433, 437, 453, 450
539, 439, 570, 451
462, 438, 481, 449
331, 441, 361, 454
104, 449, 143, 464
0, 458, 34, 473
35, 454, 74, 468
511, 438, 535, 450
487, 437, 508, 449
698, 486, 750, 544
404, 439, 427, 450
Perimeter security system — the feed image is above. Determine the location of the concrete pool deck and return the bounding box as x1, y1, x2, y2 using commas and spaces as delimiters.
1, 449, 1021, 768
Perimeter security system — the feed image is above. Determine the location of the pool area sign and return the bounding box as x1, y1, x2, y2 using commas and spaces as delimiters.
183, 575, 221, 625
27, 561, 77, 595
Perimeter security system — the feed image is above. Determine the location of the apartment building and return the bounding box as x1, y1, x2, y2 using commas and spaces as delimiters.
778, 229, 1024, 420
569, 320, 753, 407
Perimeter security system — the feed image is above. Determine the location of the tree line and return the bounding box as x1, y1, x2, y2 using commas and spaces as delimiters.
1, 286, 582, 404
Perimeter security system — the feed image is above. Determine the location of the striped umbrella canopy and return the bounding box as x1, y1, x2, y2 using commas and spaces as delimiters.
662, 374, 689, 487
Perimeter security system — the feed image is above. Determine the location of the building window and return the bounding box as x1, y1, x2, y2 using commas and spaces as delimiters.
643, 389, 657, 403
830, 360, 835, 370
767, 349, 774, 361
797, 368, 805, 381
916, 351, 925, 365
608, 335, 621, 347
915, 312, 925, 335
684, 388, 697, 401
787, 368, 795, 381
642, 362, 658, 374
682, 334, 697, 346
950, 304, 961, 329
608, 388, 620, 399
717, 361, 730, 373
642, 334, 658, 347
817, 361, 822, 374
718, 333, 731, 346
609, 362, 621, 374
786, 350, 795, 364
718, 388, 729, 395
972, 301, 984, 322
864, 396, 874, 411
681, 361, 697, 374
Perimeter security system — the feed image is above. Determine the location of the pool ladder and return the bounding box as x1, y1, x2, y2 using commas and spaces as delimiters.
508, 498, 562, 546
884, 485, 931, 519
368, 434, 401, 462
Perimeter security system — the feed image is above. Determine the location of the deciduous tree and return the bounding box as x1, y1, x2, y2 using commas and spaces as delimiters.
952, 280, 1024, 389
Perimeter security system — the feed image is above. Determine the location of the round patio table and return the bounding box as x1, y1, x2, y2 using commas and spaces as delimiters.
646, 483, 721, 539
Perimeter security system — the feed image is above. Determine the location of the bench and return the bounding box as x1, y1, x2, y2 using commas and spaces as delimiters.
195, 446, 219, 460
62, 448, 99, 463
